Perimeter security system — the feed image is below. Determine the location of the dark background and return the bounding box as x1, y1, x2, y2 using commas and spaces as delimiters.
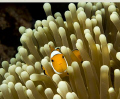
0, 3, 77, 62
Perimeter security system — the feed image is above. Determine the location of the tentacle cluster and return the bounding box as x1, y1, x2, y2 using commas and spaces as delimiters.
1, 2, 120, 99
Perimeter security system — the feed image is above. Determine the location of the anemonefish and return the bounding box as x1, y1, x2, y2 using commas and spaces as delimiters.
72, 49, 83, 63
50, 50, 68, 74
41, 46, 82, 76
41, 46, 68, 75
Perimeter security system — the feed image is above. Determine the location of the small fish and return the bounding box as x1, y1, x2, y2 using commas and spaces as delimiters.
72, 49, 83, 63
41, 47, 82, 76
41, 46, 68, 75
50, 46, 68, 74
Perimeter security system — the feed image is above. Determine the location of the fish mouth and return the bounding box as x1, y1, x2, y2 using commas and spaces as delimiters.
59, 63, 62, 65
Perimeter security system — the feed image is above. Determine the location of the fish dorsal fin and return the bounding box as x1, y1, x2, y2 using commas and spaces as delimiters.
49, 45, 55, 53
55, 47, 61, 52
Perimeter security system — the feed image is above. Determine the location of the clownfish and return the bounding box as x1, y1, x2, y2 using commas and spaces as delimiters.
41, 46, 68, 75
72, 49, 83, 63
41, 46, 82, 76
50, 49, 68, 74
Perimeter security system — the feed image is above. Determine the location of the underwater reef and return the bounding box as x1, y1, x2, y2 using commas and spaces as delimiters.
1, 2, 120, 99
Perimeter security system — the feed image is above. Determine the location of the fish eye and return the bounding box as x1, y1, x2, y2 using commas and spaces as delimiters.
51, 59, 54, 62
62, 56, 64, 58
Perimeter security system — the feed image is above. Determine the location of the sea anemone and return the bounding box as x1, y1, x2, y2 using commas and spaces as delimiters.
1, 2, 120, 99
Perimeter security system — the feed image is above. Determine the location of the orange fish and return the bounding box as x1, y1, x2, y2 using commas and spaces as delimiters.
41, 46, 68, 75
72, 49, 83, 63
41, 46, 82, 76
50, 50, 68, 74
